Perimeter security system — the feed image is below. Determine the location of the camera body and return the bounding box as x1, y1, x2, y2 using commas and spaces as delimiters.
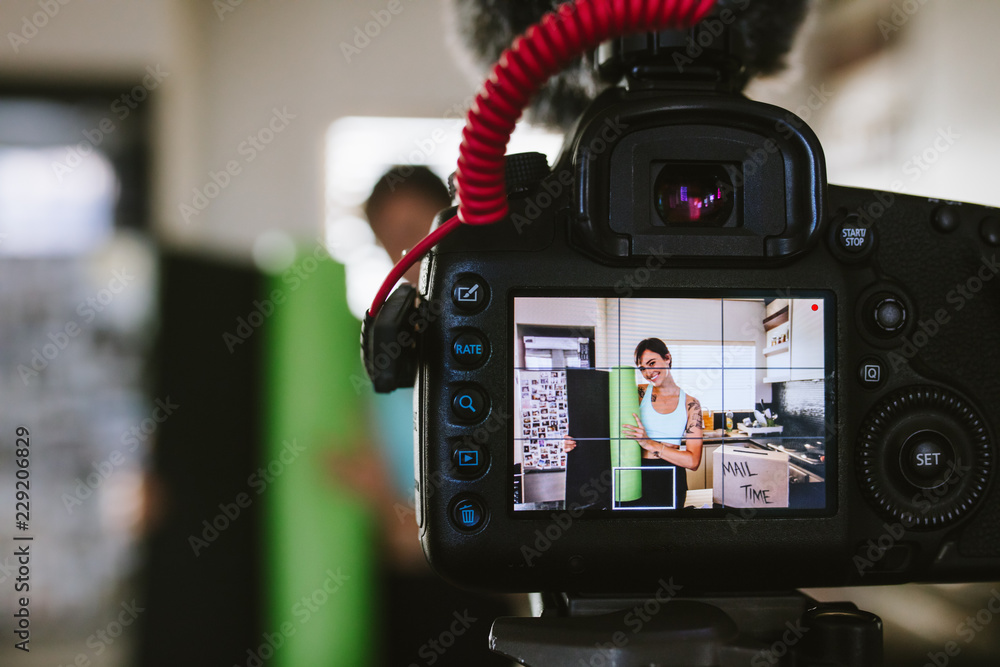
399, 86, 1000, 593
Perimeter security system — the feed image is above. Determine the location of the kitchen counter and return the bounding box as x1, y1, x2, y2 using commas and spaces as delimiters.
744, 438, 825, 481
702, 434, 758, 444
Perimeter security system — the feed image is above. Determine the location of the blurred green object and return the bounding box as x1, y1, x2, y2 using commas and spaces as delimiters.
265, 256, 374, 666
609, 367, 642, 503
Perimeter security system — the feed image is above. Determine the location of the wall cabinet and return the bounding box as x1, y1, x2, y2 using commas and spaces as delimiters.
764, 300, 825, 383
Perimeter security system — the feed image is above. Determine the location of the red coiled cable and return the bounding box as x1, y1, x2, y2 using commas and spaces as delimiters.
368, 0, 717, 317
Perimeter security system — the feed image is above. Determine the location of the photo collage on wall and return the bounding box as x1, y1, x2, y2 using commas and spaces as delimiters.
518, 370, 569, 471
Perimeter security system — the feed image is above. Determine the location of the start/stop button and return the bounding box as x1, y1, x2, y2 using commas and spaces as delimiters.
831, 214, 875, 260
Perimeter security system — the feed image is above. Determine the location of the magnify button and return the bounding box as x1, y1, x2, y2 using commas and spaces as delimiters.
452, 386, 488, 422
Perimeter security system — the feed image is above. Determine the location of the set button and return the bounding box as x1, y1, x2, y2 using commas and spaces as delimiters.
899, 430, 957, 490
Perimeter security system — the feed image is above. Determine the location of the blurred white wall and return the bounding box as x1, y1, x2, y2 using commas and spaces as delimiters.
0, 0, 474, 261
2, 0, 998, 257
751, 0, 1000, 208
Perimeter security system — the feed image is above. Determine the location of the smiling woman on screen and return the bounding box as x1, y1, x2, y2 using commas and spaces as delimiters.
566, 337, 704, 509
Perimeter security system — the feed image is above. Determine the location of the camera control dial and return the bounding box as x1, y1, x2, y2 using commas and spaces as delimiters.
857, 387, 992, 529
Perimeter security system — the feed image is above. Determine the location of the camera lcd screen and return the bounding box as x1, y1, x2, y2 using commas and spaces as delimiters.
511, 294, 833, 515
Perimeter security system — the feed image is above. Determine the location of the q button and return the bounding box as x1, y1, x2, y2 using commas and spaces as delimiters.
452, 385, 488, 423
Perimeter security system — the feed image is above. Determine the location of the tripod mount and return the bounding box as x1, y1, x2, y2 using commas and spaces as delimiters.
490, 591, 883, 667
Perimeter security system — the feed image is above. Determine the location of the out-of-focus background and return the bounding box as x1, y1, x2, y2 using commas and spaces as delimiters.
0, 0, 998, 665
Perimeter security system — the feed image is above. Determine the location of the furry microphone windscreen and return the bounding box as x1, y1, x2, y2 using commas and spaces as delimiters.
448, 0, 812, 129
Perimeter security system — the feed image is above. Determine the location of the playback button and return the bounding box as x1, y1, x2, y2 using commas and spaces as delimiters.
451, 442, 488, 478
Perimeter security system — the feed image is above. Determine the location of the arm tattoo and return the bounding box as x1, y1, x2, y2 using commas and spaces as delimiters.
638, 384, 647, 401
685, 399, 703, 435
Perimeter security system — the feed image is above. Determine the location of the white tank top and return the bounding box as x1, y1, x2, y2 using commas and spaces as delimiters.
638, 385, 687, 448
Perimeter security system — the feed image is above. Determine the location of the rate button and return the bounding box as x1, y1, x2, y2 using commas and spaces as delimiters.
451, 330, 489, 368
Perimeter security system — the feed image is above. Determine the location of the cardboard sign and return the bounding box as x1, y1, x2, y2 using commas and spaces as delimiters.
712, 445, 789, 508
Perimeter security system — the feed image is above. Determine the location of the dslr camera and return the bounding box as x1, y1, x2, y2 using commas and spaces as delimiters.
364, 15, 1000, 595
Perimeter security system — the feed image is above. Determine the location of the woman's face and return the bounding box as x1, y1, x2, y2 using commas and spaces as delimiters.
638, 349, 671, 386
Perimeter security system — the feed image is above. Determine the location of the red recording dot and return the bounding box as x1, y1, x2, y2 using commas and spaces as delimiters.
811, 304, 819, 311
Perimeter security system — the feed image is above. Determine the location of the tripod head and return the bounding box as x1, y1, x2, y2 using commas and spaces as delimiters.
490, 592, 884, 667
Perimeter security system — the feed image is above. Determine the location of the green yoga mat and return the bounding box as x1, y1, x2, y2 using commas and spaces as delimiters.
609, 366, 642, 502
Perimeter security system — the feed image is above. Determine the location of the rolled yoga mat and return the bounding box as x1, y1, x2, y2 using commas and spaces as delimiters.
609, 366, 642, 503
